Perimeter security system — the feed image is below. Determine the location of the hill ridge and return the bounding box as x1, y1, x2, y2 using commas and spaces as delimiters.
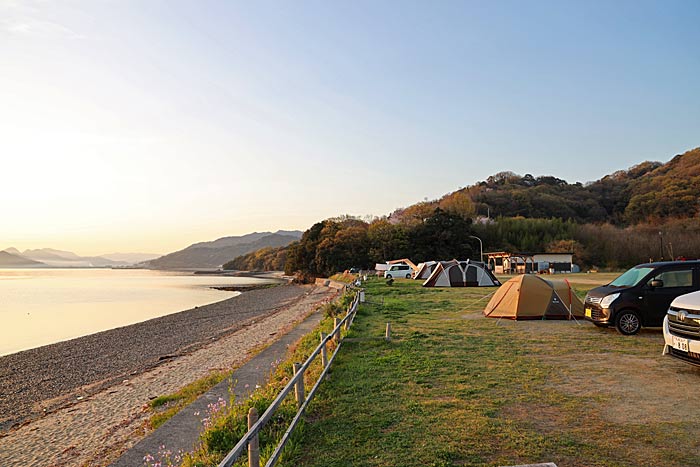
390, 147, 700, 226
146, 230, 302, 269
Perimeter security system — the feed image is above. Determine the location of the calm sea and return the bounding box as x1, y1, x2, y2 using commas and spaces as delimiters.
0, 268, 276, 356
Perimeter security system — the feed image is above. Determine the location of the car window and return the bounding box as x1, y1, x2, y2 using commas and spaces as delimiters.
609, 267, 655, 287
650, 269, 693, 288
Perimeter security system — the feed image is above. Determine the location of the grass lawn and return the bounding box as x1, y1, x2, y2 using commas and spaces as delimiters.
287, 275, 700, 467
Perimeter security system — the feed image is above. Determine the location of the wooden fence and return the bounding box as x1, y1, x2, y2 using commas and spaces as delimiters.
217, 289, 362, 467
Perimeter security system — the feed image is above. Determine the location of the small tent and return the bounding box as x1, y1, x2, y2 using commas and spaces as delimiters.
483, 274, 584, 320
414, 261, 438, 280
423, 260, 500, 287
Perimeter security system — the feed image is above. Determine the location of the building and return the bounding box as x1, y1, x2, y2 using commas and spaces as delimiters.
485, 251, 574, 274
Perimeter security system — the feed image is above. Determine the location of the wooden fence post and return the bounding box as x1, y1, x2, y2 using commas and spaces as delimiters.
385, 322, 391, 342
248, 407, 259, 467
293, 363, 305, 409
319, 332, 328, 368
344, 309, 351, 330
333, 317, 341, 344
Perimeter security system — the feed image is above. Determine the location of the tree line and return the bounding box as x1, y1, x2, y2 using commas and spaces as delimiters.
227, 147, 700, 279
228, 212, 700, 279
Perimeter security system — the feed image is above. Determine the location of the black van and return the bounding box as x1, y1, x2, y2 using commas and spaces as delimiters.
584, 261, 700, 335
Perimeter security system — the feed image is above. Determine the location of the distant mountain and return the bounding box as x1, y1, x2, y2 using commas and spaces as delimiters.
100, 252, 161, 263
188, 232, 271, 249
22, 248, 82, 262
19, 248, 130, 268
145, 230, 303, 269
0, 251, 45, 267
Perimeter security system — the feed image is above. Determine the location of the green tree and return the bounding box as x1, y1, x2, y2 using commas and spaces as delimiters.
408, 208, 475, 262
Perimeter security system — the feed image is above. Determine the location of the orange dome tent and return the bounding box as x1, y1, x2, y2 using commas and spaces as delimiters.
483, 274, 584, 320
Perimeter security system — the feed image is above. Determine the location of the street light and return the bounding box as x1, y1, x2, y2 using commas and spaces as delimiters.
469, 235, 483, 263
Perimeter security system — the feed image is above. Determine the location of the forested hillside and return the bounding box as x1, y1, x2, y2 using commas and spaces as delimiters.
226, 147, 700, 278
389, 147, 700, 225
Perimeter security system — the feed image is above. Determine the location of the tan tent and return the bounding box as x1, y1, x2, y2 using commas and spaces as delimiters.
423, 260, 500, 287
387, 258, 418, 271
483, 274, 584, 319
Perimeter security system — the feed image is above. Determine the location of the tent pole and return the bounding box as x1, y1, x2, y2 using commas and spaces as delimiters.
564, 279, 581, 325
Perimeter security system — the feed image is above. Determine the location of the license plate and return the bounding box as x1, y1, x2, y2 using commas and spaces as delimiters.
672, 335, 689, 352
585, 307, 592, 318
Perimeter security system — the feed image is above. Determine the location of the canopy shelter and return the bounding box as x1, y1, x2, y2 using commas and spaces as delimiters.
414, 261, 438, 280
387, 258, 418, 271
483, 274, 584, 320
376, 258, 417, 276
423, 260, 500, 287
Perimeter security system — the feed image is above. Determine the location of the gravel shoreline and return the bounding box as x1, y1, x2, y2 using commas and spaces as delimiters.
0, 284, 307, 433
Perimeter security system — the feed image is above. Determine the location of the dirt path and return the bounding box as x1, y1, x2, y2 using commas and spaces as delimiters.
0, 285, 337, 467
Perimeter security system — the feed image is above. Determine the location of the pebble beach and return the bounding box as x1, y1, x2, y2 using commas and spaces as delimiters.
0, 284, 337, 467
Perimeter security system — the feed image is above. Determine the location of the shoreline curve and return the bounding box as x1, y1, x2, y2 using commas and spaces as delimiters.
0, 284, 307, 433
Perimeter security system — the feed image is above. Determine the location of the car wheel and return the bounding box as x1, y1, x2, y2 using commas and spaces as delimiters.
405, 273, 411, 279
615, 310, 641, 335
386, 274, 392, 279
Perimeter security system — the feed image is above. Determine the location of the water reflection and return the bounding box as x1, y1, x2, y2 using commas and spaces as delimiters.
0, 269, 274, 355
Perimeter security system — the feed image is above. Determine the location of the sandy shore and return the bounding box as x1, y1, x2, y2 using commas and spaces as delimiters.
0, 284, 337, 467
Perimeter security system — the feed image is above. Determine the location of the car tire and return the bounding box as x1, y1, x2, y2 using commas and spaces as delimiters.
386, 274, 392, 279
405, 273, 411, 279
615, 310, 641, 335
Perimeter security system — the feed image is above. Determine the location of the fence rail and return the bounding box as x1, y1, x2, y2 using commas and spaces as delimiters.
217, 288, 362, 467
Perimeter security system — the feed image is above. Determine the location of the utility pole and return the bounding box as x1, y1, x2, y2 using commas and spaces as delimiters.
469, 235, 483, 263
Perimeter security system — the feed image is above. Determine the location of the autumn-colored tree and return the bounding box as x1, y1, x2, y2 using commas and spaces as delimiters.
389, 201, 438, 226
438, 190, 475, 219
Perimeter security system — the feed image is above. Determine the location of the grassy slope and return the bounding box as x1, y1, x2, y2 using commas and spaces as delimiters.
289, 275, 700, 467
181, 292, 357, 467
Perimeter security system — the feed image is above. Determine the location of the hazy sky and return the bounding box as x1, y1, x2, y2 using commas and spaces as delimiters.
2, 0, 699, 255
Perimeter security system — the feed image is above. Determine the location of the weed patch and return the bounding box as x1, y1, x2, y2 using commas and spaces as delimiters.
147, 372, 229, 430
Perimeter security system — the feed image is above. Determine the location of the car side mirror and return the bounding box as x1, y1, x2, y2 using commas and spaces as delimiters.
649, 279, 664, 288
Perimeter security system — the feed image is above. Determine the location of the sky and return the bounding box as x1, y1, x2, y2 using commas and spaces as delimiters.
2, 0, 699, 256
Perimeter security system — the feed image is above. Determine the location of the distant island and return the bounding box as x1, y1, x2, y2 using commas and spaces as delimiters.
0, 248, 160, 268
0, 250, 45, 267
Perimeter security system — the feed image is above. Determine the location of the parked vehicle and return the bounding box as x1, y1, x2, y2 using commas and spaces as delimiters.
384, 263, 412, 279
663, 290, 700, 366
583, 261, 700, 335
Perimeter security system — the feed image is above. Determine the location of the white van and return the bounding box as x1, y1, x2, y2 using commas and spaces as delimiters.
663, 290, 700, 366
384, 264, 412, 279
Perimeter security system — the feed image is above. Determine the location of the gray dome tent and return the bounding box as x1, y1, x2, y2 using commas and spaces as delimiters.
423, 259, 500, 287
